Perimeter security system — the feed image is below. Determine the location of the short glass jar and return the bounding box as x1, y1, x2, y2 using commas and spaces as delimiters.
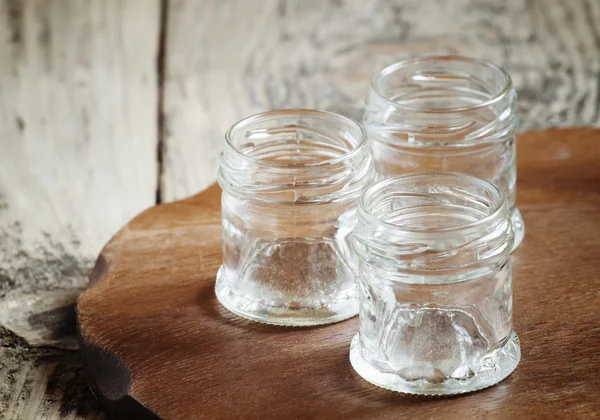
216, 109, 375, 326
363, 56, 524, 249
350, 172, 520, 395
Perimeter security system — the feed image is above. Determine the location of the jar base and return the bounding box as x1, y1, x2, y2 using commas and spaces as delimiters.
512, 208, 525, 251
215, 266, 358, 326
349, 331, 520, 395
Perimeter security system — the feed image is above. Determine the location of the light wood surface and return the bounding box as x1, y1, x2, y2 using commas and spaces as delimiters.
162, 0, 600, 201
0, 0, 160, 418
1, 0, 599, 418
78, 128, 600, 420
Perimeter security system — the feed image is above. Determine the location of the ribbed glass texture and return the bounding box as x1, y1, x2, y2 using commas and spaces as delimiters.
349, 173, 520, 395
216, 109, 375, 326
363, 56, 524, 249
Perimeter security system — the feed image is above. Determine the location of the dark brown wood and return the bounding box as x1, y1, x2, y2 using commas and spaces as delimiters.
77, 128, 600, 420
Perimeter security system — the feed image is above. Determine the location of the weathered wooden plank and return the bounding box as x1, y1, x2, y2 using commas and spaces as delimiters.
0, 0, 160, 418
162, 0, 600, 202
0, 346, 108, 420
0, 0, 160, 348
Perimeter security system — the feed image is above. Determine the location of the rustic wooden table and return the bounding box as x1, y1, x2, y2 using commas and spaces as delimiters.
1, 0, 599, 419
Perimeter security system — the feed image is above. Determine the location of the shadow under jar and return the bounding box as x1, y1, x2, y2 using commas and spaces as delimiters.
216, 109, 375, 326
350, 172, 520, 395
363, 56, 524, 249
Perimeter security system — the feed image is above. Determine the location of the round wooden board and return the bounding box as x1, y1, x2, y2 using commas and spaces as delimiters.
77, 128, 600, 420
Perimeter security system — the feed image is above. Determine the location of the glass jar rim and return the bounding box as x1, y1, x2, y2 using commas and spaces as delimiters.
225, 109, 369, 168
371, 55, 513, 114
358, 172, 507, 236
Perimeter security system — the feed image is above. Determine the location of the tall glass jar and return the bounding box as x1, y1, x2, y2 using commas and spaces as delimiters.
350, 172, 520, 395
216, 109, 375, 326
363, 56, 524, 249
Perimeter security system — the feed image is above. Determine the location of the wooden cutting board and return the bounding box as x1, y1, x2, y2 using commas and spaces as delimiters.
77, 128, 600, 420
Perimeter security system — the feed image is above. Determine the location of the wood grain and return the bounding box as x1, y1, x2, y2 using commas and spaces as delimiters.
78, 128, 600, 420
0, 345, 106, 420
161, 0, 600, 201
1, 0, 599, 418
0, 0, 159, 418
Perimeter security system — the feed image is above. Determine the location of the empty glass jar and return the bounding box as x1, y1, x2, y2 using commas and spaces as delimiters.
350, 172, 520, 395
216, 109, 375, 326
363, 56, 524, 249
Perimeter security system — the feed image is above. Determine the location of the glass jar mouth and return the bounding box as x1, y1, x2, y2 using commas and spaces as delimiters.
225, 109, 369, 168
358, 172, 506, 236
371, 56, 513, 114
220, 109, 374, 204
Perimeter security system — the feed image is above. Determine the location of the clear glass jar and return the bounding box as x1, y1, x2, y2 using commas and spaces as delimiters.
350, 172, 520, 395
363, 56, 524, 249
216, 109, 375, 326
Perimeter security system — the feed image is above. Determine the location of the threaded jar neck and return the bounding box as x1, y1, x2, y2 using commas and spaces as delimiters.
364, 56, 518, 148
353, 172, 513, 282
219, 109, 374, 204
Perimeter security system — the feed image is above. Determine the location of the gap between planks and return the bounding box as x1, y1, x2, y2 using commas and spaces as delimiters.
156, 0, 170, 205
